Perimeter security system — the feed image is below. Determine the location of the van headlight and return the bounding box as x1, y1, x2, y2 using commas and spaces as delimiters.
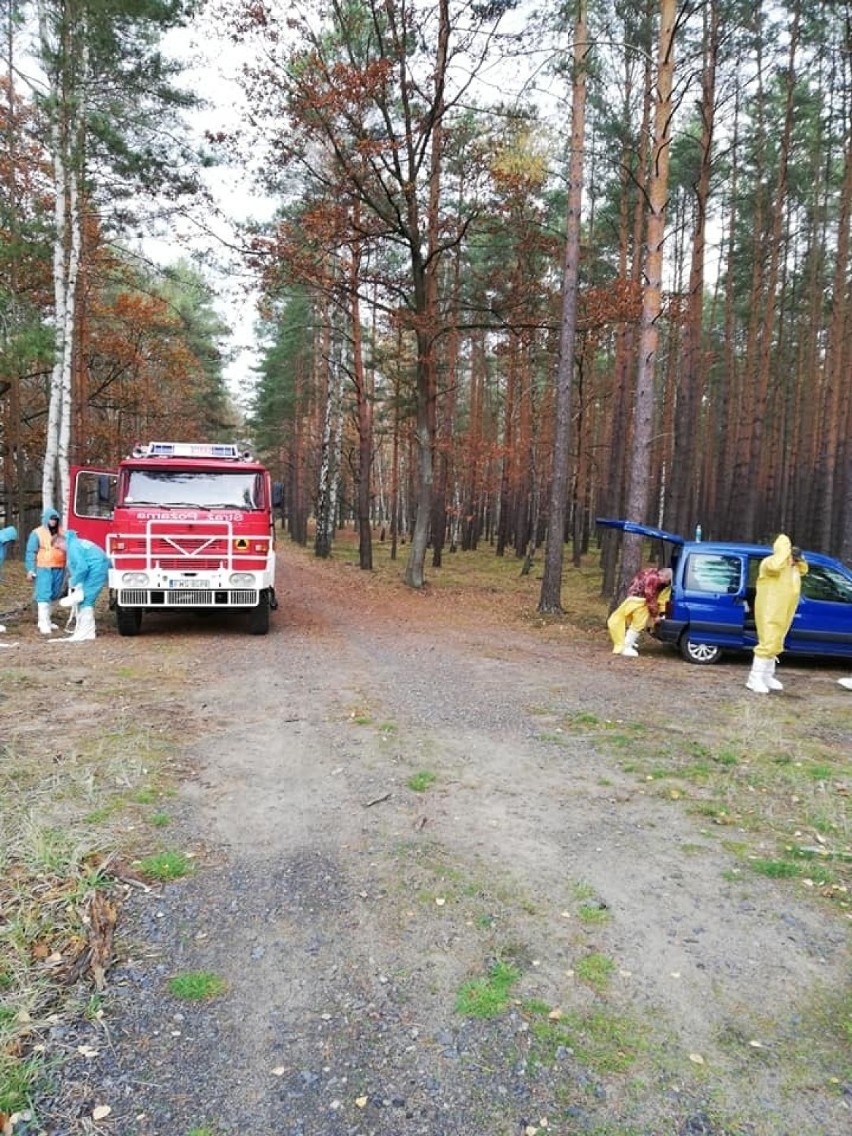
121, 572, 149, 585
229, 572, 255, 586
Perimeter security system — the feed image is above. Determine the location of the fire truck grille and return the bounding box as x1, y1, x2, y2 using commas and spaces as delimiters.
118, 589, 259, 607
157, 556, 223, 571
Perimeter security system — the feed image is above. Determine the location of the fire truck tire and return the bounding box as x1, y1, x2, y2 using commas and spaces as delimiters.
116, 605, 143, 637
248, 591, 270, 636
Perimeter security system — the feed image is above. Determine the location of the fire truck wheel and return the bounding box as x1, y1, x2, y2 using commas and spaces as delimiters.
248, 592, 270, 636
116, 605, 143, 637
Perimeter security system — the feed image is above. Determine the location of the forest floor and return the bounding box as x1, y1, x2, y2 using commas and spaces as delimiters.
0, 536, 850, 1136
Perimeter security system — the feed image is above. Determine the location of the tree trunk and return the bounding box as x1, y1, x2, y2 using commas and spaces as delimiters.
404, 0, 449, 589
40, 3, 86, 517
539, 0, 588, 612
668, 0, 718, 538
314, 305, 336, 558
620, 0, 676, 589
348, 205, 373, 571
740, 1, 799, 539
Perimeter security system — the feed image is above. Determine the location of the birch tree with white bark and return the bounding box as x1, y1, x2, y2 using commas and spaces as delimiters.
37, 0, 84, 513
29, 0, 201, 513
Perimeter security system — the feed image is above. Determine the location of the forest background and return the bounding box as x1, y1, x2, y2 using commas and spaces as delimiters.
1, 0, 851, 606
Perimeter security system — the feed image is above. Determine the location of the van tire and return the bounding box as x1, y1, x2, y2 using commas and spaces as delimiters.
680, 637, 722, 665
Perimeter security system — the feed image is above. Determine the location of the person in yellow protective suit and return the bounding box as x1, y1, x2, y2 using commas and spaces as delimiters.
608, 566, 672, 658
746, 534, 807, 694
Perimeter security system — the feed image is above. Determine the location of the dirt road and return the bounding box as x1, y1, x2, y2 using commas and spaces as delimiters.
8, 545, 850, 1136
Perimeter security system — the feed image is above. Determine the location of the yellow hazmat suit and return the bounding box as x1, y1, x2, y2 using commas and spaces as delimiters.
753, 534, 807, 659
607, 564, 672, 657
607, 588, 672, 653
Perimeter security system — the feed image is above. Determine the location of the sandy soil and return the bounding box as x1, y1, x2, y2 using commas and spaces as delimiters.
2, 543, 850, 1136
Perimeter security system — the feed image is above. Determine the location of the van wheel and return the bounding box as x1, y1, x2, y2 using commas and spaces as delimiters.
248, 591, 270, 635
116, 605, 142, 637
680, 637, 721, 665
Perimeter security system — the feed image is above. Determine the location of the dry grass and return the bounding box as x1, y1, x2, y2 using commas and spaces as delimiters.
0, 598, 197, 1118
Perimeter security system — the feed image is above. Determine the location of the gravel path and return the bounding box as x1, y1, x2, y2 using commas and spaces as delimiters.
27, 546, 852, 1136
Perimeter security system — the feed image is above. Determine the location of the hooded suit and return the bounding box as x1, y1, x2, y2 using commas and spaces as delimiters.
753, 533, 808, 659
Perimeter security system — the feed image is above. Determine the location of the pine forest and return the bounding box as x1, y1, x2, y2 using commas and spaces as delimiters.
1, 0, 851, 600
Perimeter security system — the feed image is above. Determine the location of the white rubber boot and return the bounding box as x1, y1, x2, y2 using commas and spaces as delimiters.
621, 628, 640, 658
837, 677, 852, 690
746, 657, 770, 694
37, 602, 56, 635
64, 606, 96, 642
765, 658, 783, 691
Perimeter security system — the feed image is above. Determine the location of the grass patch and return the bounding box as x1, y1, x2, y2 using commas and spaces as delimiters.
137, 849, 193, 881
456, 960, 521, 1018
167, 971, 228, 1001
0, 1051, 42, 1115
577, 900, 611, 924
562, 691, 852, 912
408, 769, 437, 793
524, 1002, 647, 1075
574, 952, 616, 993
748, 858, 802, 880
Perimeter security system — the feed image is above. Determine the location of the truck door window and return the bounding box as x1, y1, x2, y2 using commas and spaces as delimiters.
124, 471, 263, 510
74, 472, 117, 518
684, 553, 742, 593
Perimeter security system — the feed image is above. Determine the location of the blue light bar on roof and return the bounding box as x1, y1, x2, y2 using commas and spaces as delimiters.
145, 442, 241, 459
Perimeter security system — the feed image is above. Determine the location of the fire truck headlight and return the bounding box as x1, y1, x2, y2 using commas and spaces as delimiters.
229, 572, 255, 587
121, 572, 149, 586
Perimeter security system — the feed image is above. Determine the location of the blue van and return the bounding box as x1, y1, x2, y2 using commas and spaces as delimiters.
598, 519, 852, 664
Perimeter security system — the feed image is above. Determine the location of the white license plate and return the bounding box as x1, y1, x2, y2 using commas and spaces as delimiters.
169, 579, 207, 589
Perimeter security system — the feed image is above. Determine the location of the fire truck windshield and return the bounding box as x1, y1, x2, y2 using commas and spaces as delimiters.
124, 469, 263, 510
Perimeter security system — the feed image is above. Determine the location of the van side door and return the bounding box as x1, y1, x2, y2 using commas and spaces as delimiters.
679, 550, 748, 646
787, 559, 852, 658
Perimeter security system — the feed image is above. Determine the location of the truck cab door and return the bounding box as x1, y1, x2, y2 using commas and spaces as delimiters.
68, 467, 117, 550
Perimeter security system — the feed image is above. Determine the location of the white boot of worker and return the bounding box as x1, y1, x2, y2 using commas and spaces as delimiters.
37, 602, 56, 635
746, 657, 770, 694
62, 606, 96, 642
621, 628, 640, 658
765, 658, 784, 691
837, 677, 852, 690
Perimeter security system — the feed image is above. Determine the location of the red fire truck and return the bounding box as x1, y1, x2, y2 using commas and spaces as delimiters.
68, 442, 277, 636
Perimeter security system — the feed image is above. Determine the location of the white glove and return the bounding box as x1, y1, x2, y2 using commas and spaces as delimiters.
60, 585, 85, 608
